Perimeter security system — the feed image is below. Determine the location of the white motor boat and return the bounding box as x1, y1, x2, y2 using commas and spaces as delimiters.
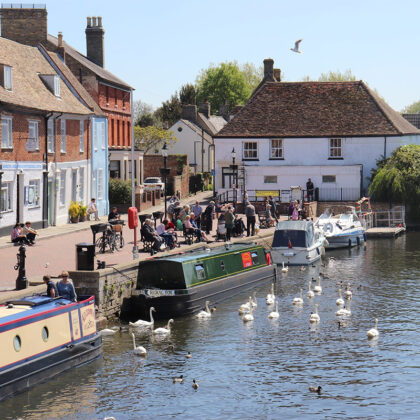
315, 206, 366, 249
271, 220, 326, 266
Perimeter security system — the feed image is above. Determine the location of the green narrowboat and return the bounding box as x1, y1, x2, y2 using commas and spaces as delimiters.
128, 242, 277, 320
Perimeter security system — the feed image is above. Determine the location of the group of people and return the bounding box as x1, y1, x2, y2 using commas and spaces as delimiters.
43, 271, 77, 302
11, 221, 38, 246
288, 199, 307, 220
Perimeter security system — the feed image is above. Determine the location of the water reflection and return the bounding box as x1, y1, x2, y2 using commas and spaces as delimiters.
2, 233, 420, 418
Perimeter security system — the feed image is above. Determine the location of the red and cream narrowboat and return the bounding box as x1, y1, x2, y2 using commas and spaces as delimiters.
0, 295, 102, 401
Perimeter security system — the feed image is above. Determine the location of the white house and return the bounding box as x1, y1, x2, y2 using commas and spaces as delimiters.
169, 103, 227, 174
214, 59, 420, 201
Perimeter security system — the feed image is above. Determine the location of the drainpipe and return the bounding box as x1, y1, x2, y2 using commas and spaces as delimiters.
43, 112, 53, 228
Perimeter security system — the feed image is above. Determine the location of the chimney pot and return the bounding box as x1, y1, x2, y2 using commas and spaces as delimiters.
98, 16, 103, 27
92, 17, 97, 26
87, 17, 92, 27
85, 16, 105, 67
263, 58, 274, 81
273, 68, 281, 82
58, 32, 63, 47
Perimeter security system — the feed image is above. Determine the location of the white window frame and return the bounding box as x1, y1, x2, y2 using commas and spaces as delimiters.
243, 141, 258, 160
47, 119, 54, 153
97, 168, 103, 200
4, 65, 12, 90
79, 167, 84, 201
1, 116, 13, 149
270, 139, 283, 159
54, 75, 60, 97
25, 179, 41, 208
60, 119, 66, 153
59, 170, 66, 206
28, 120, 40, 151
79, 121, 84, 152
329, 138, 342, 158
0, 182, 12, 212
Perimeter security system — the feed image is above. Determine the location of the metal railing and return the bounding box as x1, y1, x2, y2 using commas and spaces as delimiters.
373, 206, 406, 228
318, 187, 360, 201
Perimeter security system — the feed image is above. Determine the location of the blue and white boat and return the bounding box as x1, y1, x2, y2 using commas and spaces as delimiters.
315, 206, 366, 249
0, 295, 101, 401
271, 220, 326, 265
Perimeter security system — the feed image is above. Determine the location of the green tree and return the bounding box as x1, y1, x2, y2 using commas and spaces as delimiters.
240, 62, 263, 91
134, 126, 177, 154
369, 145, 420, 205
137, 113, 156, 127
179, 83, 198, 105
196, 62, 252, 113
402, 100, 420, 114
154, 94, 182, 127
109, 178, 132, 205
302, 69, 357, 82
133, 100, 155, 125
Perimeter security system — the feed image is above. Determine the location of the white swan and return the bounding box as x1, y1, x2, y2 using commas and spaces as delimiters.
129, 307, 156, 328
310, 304, 320, 323
281, 262, 289, 273
336, 300, 351, 316
131, 332, 147, 356
239, 296, 253, 314
367, 318, 379, 339
242, 297, 254, 322
300, 266, 306, 271
293, 288, 304, 305
336, 289, 345, 306
313, 277, 322, 294
268, 300, 280, 319
345, 283, 352, 299
153, 319, 174, 335
266, 284, 275, 305
100, 328, 116, 336
196, 301, 211, 318
307, 280, 314, 298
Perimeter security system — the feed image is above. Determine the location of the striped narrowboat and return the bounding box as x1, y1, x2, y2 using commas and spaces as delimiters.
128, 242, 277, 320
0, 295, 101, 401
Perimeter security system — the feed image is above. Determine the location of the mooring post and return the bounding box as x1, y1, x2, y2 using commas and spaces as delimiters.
15, 245, 28, 290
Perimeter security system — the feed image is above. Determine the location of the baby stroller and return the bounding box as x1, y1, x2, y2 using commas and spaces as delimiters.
233, 217, 246, 237
216, 213, 227, 241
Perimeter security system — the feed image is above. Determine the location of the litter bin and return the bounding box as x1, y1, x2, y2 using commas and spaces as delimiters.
152, 211, 164, 227
76, 242, 95, 271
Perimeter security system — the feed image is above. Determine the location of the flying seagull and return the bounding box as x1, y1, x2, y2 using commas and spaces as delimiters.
291, 39, 302, 53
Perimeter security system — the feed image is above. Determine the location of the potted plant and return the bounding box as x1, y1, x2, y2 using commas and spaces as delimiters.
68, 201, 80, 223
79, 203, 88, 222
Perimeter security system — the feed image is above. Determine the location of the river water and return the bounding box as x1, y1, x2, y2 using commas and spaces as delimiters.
2, 234, 420, 419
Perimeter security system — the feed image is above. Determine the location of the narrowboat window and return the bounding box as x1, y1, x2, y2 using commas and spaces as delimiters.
42, 326, 49, 342
13, 335, 21, 352
251, 252, 259, 265
195, 264, 206, 280
220, 260, 225, 271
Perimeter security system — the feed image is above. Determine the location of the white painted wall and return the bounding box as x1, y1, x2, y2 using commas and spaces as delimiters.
169, 121, 213, 173
109, 150, 144, 185
214, 135, 420, 195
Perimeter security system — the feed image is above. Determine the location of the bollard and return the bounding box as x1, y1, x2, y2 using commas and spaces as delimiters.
14, 245, 28, 290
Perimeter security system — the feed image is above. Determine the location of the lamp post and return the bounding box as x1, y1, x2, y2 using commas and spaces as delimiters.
159, 142, 170, 218
230, 147, 238, 205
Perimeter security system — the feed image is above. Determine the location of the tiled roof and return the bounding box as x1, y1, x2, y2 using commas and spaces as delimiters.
47, 34, 132, 90
402, 113, 420, 129
0, 37, 92, 115
216, 81, 420, 138
208, 115, 227, 133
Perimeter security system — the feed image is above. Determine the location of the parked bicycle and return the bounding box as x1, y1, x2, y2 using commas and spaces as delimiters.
95, 220, 125, 253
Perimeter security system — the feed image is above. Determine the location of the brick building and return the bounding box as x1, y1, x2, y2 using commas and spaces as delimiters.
0, 5, 142, 186
0, 36, 98, 234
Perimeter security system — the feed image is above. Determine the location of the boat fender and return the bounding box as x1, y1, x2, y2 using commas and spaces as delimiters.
265, 252, 272, 266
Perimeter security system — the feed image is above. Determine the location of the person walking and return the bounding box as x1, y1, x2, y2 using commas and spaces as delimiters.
224, 206, 235, 241
203, 201, 215, 235
245, 201, 256, 237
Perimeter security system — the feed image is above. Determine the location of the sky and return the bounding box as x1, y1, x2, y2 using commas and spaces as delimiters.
41, 0, 420, 112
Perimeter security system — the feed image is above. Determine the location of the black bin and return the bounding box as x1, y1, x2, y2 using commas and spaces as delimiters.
76, 242, 95, 271
152, 211, 164, 227
90, 223, 108, 234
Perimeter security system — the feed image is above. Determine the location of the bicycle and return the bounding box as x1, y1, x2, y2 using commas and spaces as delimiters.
95, 224, 125, 253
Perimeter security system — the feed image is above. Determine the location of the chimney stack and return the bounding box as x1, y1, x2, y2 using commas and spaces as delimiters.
263, 58, 275, 81
273, 68, 281, 82
57, 32, 65, 59
85, 15, 105, 68
182, 105, 197, 123
199, 101, 211, 118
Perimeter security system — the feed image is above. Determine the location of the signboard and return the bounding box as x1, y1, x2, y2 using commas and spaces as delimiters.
255, 190, 279, 197
80, 303, 96, 337
241, 252, 253, 268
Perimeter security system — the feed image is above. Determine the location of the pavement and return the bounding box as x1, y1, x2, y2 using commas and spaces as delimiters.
1, 191, 282, 295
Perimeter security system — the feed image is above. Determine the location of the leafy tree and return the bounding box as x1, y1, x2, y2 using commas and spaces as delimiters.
179, 83, 198, 105
154, 94, 182, 127
369, 145, 420, 205
196, 62, 252, 114
402, 100, 420, 114
134, 125, 177, 154
109, 178, 132, 205
302, 69, 357, 82
137, 113, 156, 128
133, 100, 154, 125
240, 62, 263, 91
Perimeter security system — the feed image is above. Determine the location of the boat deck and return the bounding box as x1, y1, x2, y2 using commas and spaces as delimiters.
365, 227, 406, 238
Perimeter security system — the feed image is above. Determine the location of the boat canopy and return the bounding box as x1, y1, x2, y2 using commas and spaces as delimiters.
272, 221, 315, 248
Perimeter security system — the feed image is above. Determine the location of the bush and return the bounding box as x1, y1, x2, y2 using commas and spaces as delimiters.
109, 178, 132, 204
79, 203, 87, 217
68, 201, 80, 218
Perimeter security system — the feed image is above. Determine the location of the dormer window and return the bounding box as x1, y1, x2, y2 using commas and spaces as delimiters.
4, 66, 12, 90
39, 74, 61, 97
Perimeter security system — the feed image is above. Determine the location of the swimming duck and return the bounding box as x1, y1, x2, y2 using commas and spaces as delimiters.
309, 385, 322, 394
172, 375, 184, 383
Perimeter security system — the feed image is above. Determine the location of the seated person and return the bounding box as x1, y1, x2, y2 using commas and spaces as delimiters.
108, 207, 120, 222
21, 221, 38, 244
157, 220, 176, 249
141, 218, 164, 254
184, 215, 212, 243
57, 271, 77, 302
233, 214, 246, 237
265, 204, 276, 227
43, 274, 58, 298
87, 198, 100, 221
11, 224, 30, 245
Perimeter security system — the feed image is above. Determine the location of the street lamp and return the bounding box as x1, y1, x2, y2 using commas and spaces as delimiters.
230, 148, 238, 204
159, 142, 170, 218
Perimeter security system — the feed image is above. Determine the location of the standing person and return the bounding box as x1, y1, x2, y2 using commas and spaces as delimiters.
268, 196, 278, 222
288, 201, 295, 220
21, 221, 38, 244
108, 207, 120, 221
43, 275, 58, 298
191, 201, 203, 229
87, 198, 100, 221
224, 206, 235, 241
203, 201, 215, 235
11, 224, 30, 245
306, 178, 314, 202
292, 202, 299, 221
242, 190, 249, 214
57, 271, 77, 302
245, 201, 256, 237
